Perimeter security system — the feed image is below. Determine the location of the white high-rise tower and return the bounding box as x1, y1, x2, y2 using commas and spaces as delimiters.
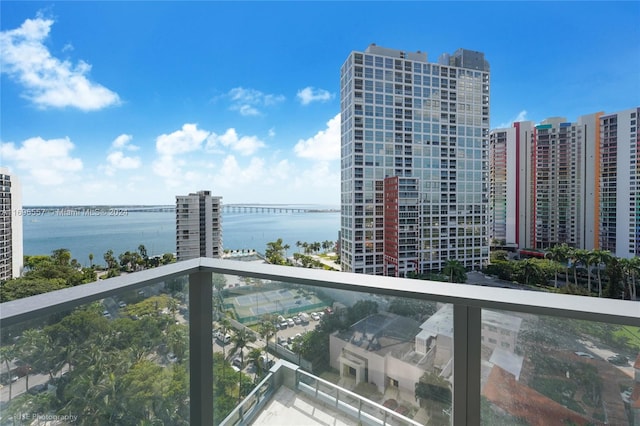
340, 45, 490, 276
0, 168, 23, 280
176, 190, 222, 261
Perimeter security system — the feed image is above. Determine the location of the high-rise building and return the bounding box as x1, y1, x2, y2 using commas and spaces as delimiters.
175, 190, 222, 261
0, 168, 23, 281
599, 107, 640, 258
490, 116, 597, 251
489, 109, 640, 259
340, 44, 491, 276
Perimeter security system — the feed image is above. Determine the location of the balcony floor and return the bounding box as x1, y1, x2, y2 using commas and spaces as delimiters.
250, 386, 355, 426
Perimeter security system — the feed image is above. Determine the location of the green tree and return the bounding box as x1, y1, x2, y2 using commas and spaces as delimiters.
415, 372, 451, 406
592, 249, 613, 297
138, 244, 148, 268
347, 300, 378, 325
265, 238, 291, 265
619, 257, 639, 300
572, 249, 590, 291
604, 257, 624, 299
442, 260, 466, 283
546, 244, 570, 288
247, 348, 264, 381
161, 253, 175, 265
88, 253, 94, 268
490, 250, 509, 262
231, 328, 256, 401
0, 345, 16, 400
51, 248, 72, 266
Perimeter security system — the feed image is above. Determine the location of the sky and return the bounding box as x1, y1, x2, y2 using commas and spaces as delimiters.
1, 1, 639, 206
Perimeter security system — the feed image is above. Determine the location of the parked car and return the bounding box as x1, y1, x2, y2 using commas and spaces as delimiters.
607, 354, 629, 366
287, 318, 295, 327
310, 312, 320, 321
280, 320, 288, 329
293, 316, 302, 325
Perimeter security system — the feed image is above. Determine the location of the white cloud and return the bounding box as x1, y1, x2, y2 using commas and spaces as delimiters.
294, 113, 340, 161
156, 123, 209, 156
206, 128, 265, 156
152, 155, 185, 187
102, 134, 141, 175
111, 134, 139, 151
0, 16, 120, 111
296, 86, 334, 105
105, 151, 141, 171
497, 110, 528, 129
228, 87, 285, 116
0, 136, 82, 185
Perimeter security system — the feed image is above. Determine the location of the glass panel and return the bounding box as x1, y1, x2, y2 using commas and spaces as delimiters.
0, 277, 189, 424
215, 269, 451, 425
481, 309, 638, 425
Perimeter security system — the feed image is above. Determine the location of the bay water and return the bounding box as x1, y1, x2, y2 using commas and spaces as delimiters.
23, 206, 340, 266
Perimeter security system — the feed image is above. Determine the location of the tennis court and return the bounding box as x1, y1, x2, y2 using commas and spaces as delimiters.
226, 287, 327, 323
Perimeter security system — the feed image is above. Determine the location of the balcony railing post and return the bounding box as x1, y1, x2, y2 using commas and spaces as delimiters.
189, 270, 213, 425
453, 304, 481, 426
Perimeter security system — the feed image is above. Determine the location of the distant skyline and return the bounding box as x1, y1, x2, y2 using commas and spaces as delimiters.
1, 1, 639, 205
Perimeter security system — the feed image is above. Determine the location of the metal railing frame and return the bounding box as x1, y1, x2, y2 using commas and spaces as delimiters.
1, 258, 638, 426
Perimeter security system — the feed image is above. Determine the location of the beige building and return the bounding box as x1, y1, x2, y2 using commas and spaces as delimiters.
175, 190, 222, 261
0, 168, 22, 281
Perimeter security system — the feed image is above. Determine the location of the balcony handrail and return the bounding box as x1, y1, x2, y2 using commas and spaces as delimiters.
1, 257, 638, 327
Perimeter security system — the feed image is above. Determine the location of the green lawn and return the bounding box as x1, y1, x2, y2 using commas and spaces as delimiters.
614, 326, 640, 351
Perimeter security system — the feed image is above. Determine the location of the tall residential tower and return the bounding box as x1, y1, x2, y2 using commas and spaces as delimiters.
489, 108, 639, 259
0, 168, 23, 281
175, 190, 222, 261
340, 45, 490, 276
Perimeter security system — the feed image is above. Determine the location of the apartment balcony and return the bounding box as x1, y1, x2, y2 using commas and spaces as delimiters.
0, 258, 638, 426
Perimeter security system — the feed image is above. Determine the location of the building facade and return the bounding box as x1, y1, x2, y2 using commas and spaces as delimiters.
175, 190, 222, 261
489, 109, 639, 258
599, 107, 640, 258
0, 168, 23, 281
340, 44, 491, 276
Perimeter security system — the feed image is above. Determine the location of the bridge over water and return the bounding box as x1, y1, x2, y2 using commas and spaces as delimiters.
105, 205, 339, 214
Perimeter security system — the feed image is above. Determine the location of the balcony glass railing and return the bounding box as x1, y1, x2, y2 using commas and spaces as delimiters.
0, 258, 638, 426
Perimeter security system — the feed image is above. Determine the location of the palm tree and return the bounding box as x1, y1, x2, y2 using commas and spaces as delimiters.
258, 319, 276, 365
0, 345, 16, 400
442, 260, 466, 283
546, 244, 570, 288
574, 249, 590, 290
629, 257, 640, 301
619, 257, 639, 300
89, 253, 94, 268
232, 328, 256, 402
18, 329, 42, 392
592, 249, 613, 297
219, 318, 231, 360
521, 259, 540, 287
247, 348, 264, 382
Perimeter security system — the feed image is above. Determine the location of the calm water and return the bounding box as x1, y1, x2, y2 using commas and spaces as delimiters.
23, 207, 340, 266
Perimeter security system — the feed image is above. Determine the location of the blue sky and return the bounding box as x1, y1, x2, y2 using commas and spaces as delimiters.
1, 1, 639, 206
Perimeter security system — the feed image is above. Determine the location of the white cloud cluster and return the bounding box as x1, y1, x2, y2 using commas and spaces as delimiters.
0, 137, 83, 185
0, 16, 120, 111
296, 86, 333, 105
156, 123, 209, 156
104, 134, 141, 175
497, 110, 528, 129
153, 123, 268, 190
294, 113, 340, 161
206, 129, 265, 156
228, 87, 285, 116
